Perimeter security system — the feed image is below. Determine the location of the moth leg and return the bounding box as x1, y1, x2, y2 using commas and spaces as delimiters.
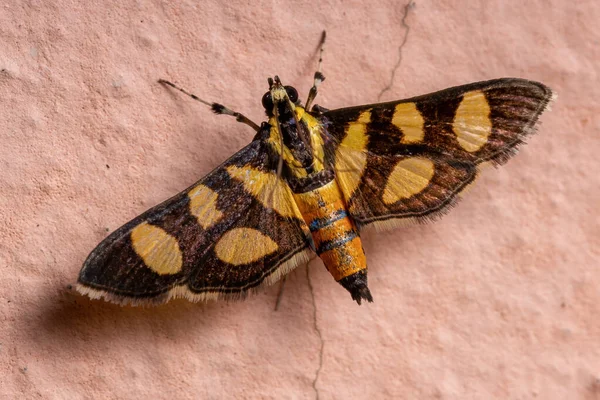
274, 255, 317, 311
274, 275, 287, 311
158, 79, 260, 131
305, 30, 327, 112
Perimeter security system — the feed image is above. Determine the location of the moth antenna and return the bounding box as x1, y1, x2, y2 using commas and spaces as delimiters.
316, 31, 326, 74
305, 30, 327, 111
158, 79, 260, 131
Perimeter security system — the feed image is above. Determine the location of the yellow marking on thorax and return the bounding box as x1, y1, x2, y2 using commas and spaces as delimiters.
296, 107, 326, 172
226, 165, 303, 219
453, 90, 492, 152
130, 222, 183, 275
392, 102, 425, 143
268, 120, 308, 178
188, 184, 223, 229
214, 227, 278, 266
335, 110, 370, 200
267, 107, 326, 178
383, 157, 435, 205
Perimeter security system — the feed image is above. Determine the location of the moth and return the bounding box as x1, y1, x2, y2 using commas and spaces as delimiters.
77, 33, 554, 306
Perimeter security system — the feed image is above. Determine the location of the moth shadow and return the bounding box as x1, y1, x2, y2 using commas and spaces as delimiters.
28, 274, 312, 361
30, 287, 215, 352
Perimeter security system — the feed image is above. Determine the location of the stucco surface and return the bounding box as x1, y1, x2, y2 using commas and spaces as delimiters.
1, 0, 599, 398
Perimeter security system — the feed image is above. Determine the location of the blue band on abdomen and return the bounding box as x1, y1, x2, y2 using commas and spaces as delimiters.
316, 230, 358, 254
309, 209, 348, 232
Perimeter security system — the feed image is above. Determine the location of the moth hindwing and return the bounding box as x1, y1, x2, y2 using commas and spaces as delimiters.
77, 42, 554, 306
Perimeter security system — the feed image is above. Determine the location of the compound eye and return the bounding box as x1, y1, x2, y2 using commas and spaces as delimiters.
261, 92, 273, 110
285, 86, 298, 103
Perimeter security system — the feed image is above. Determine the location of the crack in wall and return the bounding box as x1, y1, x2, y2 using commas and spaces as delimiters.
302, 8, 414, 393
377, 1, 415, 101
306, 262, 324, 400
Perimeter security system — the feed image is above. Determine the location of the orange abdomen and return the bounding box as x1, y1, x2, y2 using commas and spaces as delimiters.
293, 181, 366, 282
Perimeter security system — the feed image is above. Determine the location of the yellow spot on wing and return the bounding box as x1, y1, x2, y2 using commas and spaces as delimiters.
130, 222, 183, 275
342, 110, 371, 150
215, 228, 278, 266
392, 102, 425, 143
453, 90, 492, 152
227, 166, 302, 219
383, 157, 435, 205
335, 110, 370, 199
188, 184, 222, 229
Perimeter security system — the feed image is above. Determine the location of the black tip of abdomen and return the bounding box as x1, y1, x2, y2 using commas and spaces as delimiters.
338, 270, 373, 305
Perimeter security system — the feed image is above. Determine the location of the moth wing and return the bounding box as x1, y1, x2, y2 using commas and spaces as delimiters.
333, 146, 476, 228
77, 132, 312, 305
322, 78, 554, 228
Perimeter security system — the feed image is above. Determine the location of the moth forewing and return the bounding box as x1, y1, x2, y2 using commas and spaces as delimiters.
77, 137, 311, 305
322, 78, 553, 230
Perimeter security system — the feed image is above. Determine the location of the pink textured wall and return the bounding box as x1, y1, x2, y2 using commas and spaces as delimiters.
2, 1, 599, 398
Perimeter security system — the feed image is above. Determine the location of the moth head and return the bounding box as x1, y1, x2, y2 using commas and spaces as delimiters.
262, 75, 299, 117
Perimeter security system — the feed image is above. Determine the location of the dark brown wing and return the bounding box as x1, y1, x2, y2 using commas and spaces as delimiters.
77, 128, 312, 305
320, 78, 554, 228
